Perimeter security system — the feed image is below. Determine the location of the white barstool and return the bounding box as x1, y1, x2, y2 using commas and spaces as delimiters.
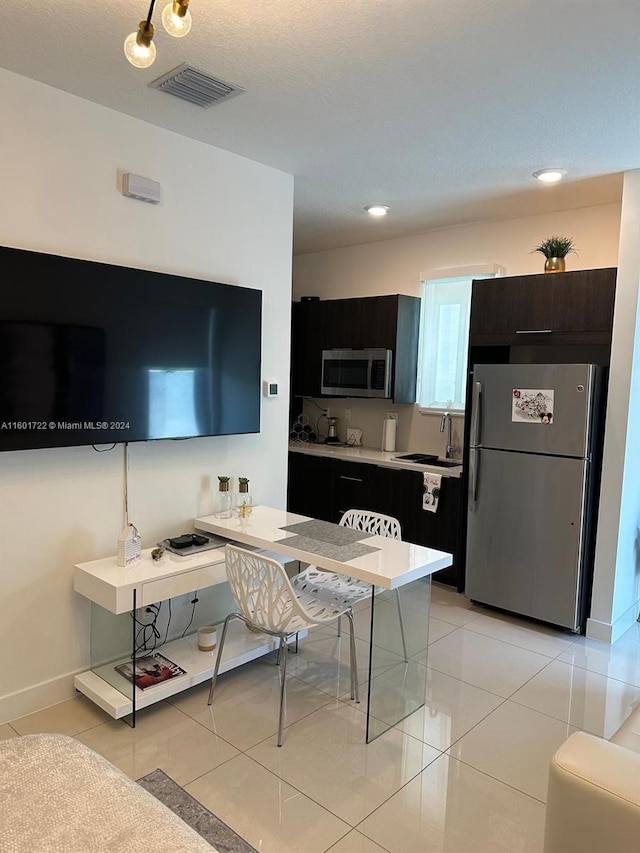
291, 509, 409, 662
207, 544, 359, 746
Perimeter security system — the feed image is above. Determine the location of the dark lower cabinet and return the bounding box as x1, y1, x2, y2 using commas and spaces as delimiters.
287, 452, 463, 587
333, 460, 381, 520
333, 460, 410, 522
404, 472, 463, 588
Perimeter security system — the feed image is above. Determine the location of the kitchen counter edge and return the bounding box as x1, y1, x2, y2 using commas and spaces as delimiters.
288, 442, 463, 478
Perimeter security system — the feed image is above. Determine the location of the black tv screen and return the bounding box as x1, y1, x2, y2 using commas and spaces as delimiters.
0, 246, 262, 451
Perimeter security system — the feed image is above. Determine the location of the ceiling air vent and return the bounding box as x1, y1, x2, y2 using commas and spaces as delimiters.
149, 64, 244, 108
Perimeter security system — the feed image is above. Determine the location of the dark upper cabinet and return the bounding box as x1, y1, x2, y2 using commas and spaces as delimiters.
470, 277, 552, 337
291, 301, 326, 397
324, 296, 406, 350
469, 268, 616, 346
324, 299, 361, 348
291, 294, 420, 403
552, 270, 617, 334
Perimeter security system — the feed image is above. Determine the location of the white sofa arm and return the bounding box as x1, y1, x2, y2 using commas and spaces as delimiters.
544, 731, 640, 853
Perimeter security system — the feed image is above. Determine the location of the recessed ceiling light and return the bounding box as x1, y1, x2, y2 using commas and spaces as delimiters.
365, 204, 389, 217
533, 168, 568, 183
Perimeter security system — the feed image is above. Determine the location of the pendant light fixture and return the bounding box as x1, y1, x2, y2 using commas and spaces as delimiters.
124, 0, 194, 69
124, 8, 156, 69
161, 0, 192, 38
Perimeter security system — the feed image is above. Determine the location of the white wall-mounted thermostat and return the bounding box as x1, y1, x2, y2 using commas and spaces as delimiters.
121, 172, 162, 205
264, 380, 279, 397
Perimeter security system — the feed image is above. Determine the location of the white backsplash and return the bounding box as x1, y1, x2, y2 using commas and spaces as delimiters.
298, 398, 464, 459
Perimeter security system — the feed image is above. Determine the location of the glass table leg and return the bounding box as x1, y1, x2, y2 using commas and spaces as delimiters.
365, 577, 431, 742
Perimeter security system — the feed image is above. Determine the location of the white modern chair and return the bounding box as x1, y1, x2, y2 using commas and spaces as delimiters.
291, 509, 408, 662
208, 544, 359, 746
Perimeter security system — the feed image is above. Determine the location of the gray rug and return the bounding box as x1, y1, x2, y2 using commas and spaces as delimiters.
137, 769, 258, 853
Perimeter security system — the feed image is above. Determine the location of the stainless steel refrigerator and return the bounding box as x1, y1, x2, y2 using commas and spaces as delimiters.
466, 363, 602, 632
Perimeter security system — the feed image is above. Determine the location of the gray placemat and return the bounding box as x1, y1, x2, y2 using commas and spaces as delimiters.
280, 519, 374, 546
273, 533, 378, 562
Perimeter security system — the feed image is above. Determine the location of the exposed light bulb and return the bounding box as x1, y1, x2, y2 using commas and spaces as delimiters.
124, 22, 156, 68
162, 1, 192, 37
365, 204, 389, 217
533, 168, 567, 183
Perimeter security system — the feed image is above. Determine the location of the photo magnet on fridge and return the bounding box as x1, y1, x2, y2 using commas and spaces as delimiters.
512, 389, 554, 424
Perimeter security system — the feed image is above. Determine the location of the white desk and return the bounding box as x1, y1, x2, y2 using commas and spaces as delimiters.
195, 505, 453, 588
74, 506, 453, 737
196, 506, 453, 741
73, 544, 298, 721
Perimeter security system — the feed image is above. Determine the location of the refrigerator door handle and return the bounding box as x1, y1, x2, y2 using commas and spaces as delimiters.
469, 448, 479, 509
470, 381, 482, 447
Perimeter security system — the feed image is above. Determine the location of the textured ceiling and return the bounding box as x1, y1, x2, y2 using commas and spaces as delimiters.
1, 0, 638, 254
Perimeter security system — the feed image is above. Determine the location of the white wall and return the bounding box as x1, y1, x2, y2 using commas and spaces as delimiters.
293, 203, 621, 456
589, 169, 640, 641
0, 70, 294, 722
293, 204, 621, 299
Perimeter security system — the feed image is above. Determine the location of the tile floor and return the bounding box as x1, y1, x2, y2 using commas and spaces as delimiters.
5, 582, 640, 853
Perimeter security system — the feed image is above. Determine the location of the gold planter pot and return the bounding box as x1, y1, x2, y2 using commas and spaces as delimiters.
544, 257, 566, 273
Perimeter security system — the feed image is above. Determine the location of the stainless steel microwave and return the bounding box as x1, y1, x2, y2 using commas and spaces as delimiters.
321, 348, 393, 398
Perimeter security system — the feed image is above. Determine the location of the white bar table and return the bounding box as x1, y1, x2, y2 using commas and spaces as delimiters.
196, 505, 453, 741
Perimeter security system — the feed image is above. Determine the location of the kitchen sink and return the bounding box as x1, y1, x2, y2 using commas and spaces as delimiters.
393, 453, 439, 464
392, 453, 461, 468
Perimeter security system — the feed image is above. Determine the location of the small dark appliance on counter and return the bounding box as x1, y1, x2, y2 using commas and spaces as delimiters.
325, 416, 340, 443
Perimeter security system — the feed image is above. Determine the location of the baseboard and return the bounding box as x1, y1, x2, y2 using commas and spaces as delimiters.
0, 671, 79, 725
611, 599, 640, 641
586, 599, 640, 644
586, 618, 614, 642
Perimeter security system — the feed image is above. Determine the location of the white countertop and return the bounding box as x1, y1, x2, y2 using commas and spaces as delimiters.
289, 441, 463, 478
196, 505, 453, 589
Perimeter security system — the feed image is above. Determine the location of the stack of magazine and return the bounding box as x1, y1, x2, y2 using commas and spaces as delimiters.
115, 652, 186, 690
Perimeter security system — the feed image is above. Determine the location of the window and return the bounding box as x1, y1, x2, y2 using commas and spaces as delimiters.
417, 267, 503, 411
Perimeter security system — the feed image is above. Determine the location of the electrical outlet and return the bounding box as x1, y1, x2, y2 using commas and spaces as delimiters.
324, 407, 330, 419
345, 408, 351, 421
386, 411, 398, 420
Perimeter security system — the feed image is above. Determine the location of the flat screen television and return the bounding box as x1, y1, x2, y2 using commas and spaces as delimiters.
0, 246, 262, 451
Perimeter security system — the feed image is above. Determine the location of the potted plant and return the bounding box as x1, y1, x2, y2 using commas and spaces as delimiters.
532, 235, 577, 273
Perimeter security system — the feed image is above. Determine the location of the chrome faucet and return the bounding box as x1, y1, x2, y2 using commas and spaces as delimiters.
440, 412, 454, 459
